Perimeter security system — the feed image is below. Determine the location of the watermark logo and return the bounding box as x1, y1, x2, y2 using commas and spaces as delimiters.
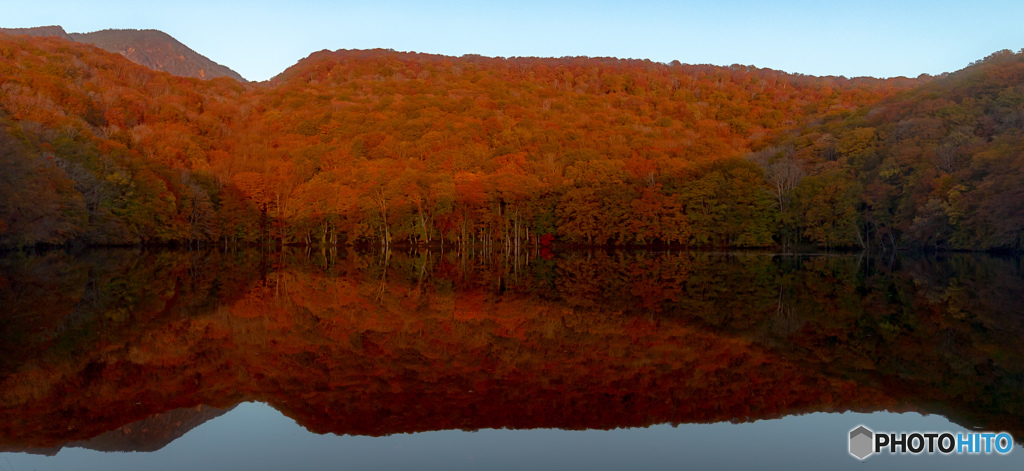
849, 426, 873, 459
849, 425, 1014, 460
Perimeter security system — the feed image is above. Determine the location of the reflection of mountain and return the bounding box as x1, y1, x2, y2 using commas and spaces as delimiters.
71, 405, 233, 453
0, 405, 232, 455
0, 249, 1022, 450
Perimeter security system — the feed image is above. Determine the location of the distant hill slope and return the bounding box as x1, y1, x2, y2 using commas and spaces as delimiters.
70, 29, 246, 82
0, 25, 72, 40
0, 26, 245, 82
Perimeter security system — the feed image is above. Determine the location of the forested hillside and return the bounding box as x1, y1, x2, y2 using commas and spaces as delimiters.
0, 34, 255, 246
768, 50, 1024, 251
1, 32, 1021, 251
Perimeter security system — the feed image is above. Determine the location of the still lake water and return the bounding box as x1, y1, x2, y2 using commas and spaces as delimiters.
1, 248, 1022, 470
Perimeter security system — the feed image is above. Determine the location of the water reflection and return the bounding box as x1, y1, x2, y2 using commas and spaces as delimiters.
0, 248, 1022, 456
8, 404, 1023, 471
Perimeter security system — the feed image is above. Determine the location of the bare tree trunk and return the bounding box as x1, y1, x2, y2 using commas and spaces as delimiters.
376, 188, 391, 246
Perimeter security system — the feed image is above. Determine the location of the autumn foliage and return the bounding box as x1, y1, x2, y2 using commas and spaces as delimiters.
0, 33, 943, 250
774, 50, 1024, 250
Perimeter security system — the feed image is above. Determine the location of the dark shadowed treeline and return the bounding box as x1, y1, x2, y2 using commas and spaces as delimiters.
762, 50, 1024, 251
1, 249, 1022, 450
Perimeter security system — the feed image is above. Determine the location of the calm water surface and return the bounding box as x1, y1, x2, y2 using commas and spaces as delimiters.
1, 248, 1022, 470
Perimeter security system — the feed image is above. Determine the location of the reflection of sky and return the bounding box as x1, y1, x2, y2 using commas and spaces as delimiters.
3, 1, 1024, 81
2, 403, 1021, 470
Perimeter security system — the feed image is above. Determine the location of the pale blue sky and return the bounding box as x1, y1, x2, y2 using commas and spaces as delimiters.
4, 0, 1023, 82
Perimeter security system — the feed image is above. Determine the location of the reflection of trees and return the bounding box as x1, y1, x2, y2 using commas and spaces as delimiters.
1, 249, 1023, 449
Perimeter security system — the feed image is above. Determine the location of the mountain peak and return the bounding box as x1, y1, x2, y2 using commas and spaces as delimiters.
0, 25, 71, 40
0, 26, 245, 82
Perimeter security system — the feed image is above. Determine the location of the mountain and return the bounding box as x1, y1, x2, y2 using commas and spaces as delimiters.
0, 26, 245, 82
0, 25, 72, 41
70, 29, 246, 82
0, 31, 1021, 251
0, 36, 916, 249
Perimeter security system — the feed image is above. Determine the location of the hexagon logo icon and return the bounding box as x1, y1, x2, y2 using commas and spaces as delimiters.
849, 426, 874, 459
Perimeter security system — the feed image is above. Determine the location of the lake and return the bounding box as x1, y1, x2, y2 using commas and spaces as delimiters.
1, 248, 1022, 470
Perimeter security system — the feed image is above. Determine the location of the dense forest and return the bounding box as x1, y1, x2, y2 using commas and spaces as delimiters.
1, 32, 1022, 251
